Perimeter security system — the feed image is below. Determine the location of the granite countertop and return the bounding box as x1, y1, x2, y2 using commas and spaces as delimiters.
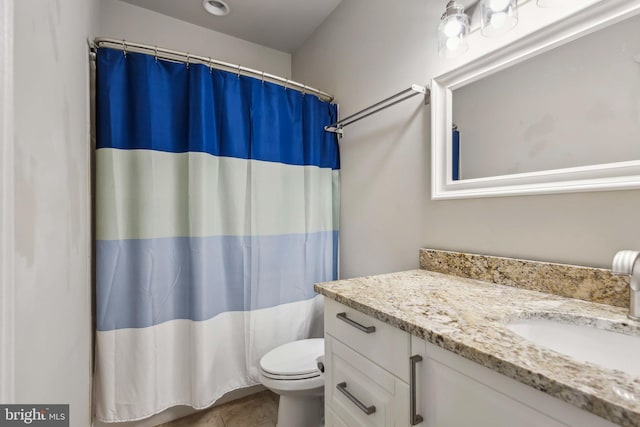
315, 269, 640, 427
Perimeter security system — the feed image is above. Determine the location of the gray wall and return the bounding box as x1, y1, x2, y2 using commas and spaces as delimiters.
13, 0, 99, 425
293, 0, 640, 278
98, 0, 292, 78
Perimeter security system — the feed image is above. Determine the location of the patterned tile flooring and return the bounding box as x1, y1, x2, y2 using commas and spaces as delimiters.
156, 391, 279, 427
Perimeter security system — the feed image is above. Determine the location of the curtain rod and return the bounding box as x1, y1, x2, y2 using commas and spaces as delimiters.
89, 37, 334, 103
324, 84, 428, 136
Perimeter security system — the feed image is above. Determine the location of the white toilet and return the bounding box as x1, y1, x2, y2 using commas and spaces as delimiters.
258, 338, 325, 427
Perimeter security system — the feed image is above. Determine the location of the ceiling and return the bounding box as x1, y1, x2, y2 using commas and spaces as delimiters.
119, 0, 343, 53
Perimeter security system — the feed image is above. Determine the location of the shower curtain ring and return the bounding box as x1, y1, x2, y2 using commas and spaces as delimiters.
208, 58, 213, 73
122, 40, 127, 57
261, 72, 265, 85
237, 65, 241, 79
302, 85, 307, 96
285, 79, 289, 90
154, 46, 158, 62
186, 53, 190, 69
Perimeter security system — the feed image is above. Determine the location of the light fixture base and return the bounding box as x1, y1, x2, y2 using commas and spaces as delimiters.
202, 0, 230, 17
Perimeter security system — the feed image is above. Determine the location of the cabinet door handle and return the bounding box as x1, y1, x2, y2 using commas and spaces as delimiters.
410, 355, 424, 425
336, 381, 376, 415
336, 312, 376, 333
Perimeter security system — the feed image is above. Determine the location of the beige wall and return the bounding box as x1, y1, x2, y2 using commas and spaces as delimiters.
12, 0, 99, 425
293, 0, 640, 278
98, 0, 292, 78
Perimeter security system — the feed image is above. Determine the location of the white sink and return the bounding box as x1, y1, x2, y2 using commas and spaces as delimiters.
506, 317, 640, 377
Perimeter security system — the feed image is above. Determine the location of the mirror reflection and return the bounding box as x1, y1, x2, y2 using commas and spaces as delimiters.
452, 12, 640, 180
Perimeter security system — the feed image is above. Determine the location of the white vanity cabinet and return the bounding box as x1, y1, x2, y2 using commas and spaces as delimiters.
410, 336, 619, 427
324, 299, 411, 427
323, 299, 620, 427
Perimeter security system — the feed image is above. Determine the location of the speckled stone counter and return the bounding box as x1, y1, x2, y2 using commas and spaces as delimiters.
420, 248, 629, 308
314, 269, 640, 427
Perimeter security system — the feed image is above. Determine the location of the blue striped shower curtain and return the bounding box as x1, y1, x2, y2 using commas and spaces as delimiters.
94, 48, 340, 422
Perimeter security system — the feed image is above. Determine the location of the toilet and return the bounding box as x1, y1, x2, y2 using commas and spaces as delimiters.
258, 338, 325, 427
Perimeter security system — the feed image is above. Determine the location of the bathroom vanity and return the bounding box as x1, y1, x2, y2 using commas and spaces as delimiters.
316, 250, 639, 427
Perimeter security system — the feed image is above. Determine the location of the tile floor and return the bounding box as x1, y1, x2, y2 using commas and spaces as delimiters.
156, 391, 279, 427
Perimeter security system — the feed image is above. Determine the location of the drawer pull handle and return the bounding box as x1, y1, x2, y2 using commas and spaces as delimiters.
336, 312, 376, 333
336, 381, 376, 415
410, 355, 424, 425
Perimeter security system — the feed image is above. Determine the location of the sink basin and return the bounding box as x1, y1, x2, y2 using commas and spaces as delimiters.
506, 317, 640, 377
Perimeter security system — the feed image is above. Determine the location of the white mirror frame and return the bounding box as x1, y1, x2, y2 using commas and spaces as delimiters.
431, 0, 640, 200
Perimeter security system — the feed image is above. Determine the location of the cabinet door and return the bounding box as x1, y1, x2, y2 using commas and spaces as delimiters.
421, 358, 567, 427
410, 337, 618, 427
326, 335, 409, 427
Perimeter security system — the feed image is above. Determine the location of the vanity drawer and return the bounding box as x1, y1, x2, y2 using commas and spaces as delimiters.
326, 336, 409, 427
325, 408, 350, 427
325, 299, 410, 382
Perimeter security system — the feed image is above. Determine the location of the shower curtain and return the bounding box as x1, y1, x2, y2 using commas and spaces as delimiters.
94, 47, 340, 422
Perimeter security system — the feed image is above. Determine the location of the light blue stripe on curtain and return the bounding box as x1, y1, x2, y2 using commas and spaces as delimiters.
96, 231, 338, 331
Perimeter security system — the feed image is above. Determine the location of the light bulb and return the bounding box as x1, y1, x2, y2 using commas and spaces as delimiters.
481, 0, 517, 37
446, 37, 462, 51
438, 1, 469, 58
490, 12, 507, 28
443, 19, 464, 38
488, 0, 511, 11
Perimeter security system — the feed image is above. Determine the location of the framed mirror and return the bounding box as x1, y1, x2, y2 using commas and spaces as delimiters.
431, 0, 640, 199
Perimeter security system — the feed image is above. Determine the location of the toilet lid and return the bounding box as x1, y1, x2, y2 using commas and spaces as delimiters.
260, 338, 324, 377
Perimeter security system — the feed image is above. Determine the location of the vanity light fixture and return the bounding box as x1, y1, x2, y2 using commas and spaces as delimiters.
481, 0, 518, 37
202, 0, 230, 16
438, 0, 586, 58
438, 1, 470, 58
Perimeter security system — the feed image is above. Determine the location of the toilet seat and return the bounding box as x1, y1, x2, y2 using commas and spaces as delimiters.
261, 370, 320, 381
259, 369, 324, 394
258, 338, 325, 426
259, 338, 324, 381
